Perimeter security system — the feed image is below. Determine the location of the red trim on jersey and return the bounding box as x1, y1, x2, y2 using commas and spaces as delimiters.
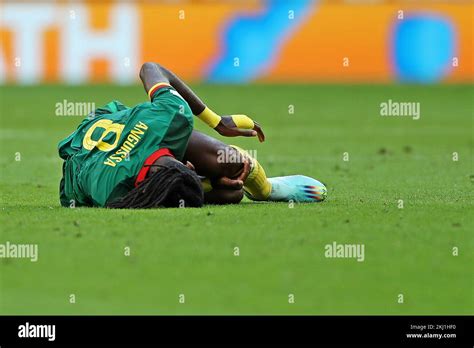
135, 148, 174, 187
148, 82, 171, 100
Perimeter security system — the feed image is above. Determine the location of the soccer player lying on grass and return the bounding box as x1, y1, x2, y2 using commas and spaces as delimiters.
58, 62, 326, 208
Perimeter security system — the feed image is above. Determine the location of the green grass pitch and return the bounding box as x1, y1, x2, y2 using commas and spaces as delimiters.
0, 84, 472, 315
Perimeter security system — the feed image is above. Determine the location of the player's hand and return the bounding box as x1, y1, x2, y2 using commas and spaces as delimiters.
212, 158, 251, 189
185, 161, 195, 171
214, 115, 265, 142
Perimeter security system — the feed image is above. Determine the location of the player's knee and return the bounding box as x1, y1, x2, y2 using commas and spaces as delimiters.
217, 162, 243, 179
204, 188, 244, 205
216, 147, 244, 178
225, 189, 244, 204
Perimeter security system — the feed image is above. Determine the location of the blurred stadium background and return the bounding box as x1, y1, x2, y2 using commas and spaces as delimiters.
1, 0, 472, 85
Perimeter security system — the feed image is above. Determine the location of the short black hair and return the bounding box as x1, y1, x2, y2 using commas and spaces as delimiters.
107, 160, 203, 209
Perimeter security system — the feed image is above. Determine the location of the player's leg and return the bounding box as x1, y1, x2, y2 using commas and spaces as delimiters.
184, 131, 246, 182
184, 131, 248, 204
184, 131, 327, 203
231, 145, 327, 203
184, 131, 271, 202
204, 187, 244, 205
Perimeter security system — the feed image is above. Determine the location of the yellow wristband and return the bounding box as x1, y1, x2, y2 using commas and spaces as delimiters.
231, 114, 255, 129
197, 107, 222, 128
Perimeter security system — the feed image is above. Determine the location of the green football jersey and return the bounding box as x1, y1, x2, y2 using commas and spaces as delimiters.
58, 86, 193, 207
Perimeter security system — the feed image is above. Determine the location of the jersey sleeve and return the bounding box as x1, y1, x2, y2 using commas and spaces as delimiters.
148, 82, 173, 103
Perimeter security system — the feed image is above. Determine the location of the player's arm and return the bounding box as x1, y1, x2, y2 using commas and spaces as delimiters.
139, 62, 265, 142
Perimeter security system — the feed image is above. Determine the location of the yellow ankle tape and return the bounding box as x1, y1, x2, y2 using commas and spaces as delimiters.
230, 145, 271, 200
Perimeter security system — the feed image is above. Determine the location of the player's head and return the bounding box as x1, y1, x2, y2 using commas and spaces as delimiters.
107, 157, 204, 209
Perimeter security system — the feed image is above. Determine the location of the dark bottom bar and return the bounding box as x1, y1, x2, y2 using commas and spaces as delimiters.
0, 315, 472, 346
